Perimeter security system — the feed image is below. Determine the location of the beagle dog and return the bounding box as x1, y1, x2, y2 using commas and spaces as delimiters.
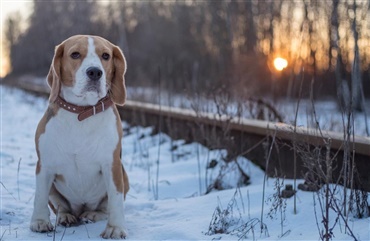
30, 35, 129, 239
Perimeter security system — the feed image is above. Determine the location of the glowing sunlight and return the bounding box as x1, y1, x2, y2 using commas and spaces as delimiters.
273, 57, 288, 71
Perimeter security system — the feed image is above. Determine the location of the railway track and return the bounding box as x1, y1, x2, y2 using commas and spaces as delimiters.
3, 78, 370, 191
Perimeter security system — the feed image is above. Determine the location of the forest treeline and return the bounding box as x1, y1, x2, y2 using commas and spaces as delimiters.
4, 0, 370, 107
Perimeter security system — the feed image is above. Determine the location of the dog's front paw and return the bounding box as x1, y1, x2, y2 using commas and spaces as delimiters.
58, 212, 78, 227
30, 219, 54, 232
101, 224, 126, 239
80, 211, 108, 222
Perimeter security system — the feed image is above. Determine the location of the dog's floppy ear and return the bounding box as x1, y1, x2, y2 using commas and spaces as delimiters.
47, 43, 64, 103
110, 45, 127, 106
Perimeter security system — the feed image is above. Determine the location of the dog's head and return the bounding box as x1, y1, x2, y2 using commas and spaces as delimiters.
47, 35, 126, 106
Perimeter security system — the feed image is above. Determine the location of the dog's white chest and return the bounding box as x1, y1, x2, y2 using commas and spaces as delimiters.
38, 108, 119, 204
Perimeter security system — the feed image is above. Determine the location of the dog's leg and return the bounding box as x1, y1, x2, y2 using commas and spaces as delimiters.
49, 184, 79, 227
30, 164, 54, 232
80, 195, 108, 222
100, 163, 127, 239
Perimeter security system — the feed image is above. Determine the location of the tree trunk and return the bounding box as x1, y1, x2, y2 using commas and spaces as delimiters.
331, 0, 350, 111
351, 0, 363, 112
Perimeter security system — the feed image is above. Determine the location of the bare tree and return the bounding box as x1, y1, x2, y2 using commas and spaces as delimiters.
4, 11, 22, 73
350, 0, 364, 112
330, 0, 351, 111
5, 0, 370, 99
4, 11, 22, 49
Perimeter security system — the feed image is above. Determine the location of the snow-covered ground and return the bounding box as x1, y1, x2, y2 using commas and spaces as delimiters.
0, 85, 369, 240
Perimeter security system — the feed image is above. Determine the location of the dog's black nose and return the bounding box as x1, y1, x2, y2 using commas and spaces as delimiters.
86, 67, 103, 81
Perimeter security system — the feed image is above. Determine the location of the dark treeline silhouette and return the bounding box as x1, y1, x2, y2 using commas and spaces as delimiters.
4, 0, 370, 107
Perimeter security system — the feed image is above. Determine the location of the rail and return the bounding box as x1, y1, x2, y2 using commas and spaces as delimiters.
3, 78, 370, 191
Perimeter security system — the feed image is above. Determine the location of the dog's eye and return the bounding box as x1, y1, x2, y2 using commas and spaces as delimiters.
71, 52, 80, 59
102, 53, 110, 60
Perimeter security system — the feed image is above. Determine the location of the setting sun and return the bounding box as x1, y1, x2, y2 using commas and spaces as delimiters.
273, 57, 288, 71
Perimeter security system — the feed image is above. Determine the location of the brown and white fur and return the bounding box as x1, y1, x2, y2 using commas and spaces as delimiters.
30, 35, 129, 239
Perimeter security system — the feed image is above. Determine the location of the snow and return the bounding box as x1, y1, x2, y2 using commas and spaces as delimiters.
1, 85, 369, 240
